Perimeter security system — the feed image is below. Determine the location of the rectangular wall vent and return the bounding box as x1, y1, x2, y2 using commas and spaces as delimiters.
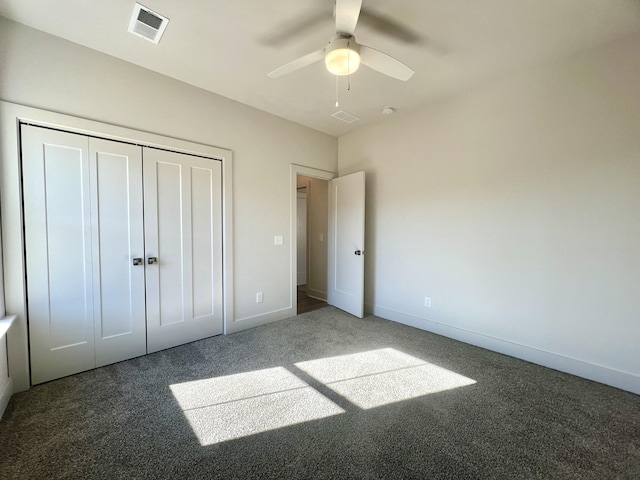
128, 3, 170, 44
332, 110, 360, 124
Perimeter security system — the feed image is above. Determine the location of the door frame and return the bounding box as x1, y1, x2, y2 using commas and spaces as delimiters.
290, 164, 335, 313
0, 101, 234, 392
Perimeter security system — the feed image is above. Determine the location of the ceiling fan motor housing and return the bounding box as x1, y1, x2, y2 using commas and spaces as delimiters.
267, 0, 414, 82
325, 35, 361, 75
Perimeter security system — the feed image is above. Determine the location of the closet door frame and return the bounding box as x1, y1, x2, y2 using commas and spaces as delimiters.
0, 101, 234, 392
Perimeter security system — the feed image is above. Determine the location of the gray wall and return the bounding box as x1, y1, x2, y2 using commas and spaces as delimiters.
0, 16, 337, 321
2, 15, 639, 395
0, 17, 337, 391
339, 32, 640, 393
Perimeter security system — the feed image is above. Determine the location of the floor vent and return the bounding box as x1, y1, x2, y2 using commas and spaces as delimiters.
332, 110, 360, 124
128, 3, 170, 44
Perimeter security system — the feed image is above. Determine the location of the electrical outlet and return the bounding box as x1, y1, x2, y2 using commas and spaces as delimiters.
256, 292, 263, 303
319, 233, 324, 242
424, 297, 432, 308
274, 236, 283, 245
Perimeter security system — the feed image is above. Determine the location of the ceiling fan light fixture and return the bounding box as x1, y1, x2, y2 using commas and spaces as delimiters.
325, 37, 361, 76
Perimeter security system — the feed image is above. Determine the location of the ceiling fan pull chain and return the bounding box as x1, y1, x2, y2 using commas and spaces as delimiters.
347, 40, 352, 91
335, 75, 340, 107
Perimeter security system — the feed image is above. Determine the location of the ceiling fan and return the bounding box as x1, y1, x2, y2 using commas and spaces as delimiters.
267, 0, 415, 81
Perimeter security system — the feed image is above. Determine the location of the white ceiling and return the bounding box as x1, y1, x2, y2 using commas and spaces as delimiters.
1, 0, 640, 137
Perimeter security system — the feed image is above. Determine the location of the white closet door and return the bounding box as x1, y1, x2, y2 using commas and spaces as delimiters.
89, 138, 146, 367
144, 148, 223, 353
22, 126, 95, 384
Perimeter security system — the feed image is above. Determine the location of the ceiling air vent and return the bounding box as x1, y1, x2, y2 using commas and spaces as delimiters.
128, 3, 169, 44
332, 110, 360, 124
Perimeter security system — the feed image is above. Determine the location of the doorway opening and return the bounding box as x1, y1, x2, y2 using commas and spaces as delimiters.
296, 177, 328, 314
290, 165, 335, 315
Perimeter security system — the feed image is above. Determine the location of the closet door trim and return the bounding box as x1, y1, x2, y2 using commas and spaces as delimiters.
0, 101, 234, 392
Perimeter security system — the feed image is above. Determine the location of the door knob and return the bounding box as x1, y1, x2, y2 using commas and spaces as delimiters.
132, 258, 143, 266
354, 250, 362, 256
147, 257, 158, 265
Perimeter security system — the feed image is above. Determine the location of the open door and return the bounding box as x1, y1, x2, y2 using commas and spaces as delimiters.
327, 171, 365, 318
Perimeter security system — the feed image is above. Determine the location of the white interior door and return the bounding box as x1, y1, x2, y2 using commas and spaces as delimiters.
144, 148, 223, 352
89, 138, 146, 367
327, 171, 365, 318
22, 126, 96, 384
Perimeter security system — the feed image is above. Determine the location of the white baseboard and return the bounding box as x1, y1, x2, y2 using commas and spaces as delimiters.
0, 316, 16, 418
226, 306, 295, 334
367, 304, 640, 395
307, 288, 327, 301
0, 377, 12, 420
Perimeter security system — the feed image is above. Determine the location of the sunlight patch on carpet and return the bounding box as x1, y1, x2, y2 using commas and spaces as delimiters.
295, 348, 476, 409
170, 367, 344, 445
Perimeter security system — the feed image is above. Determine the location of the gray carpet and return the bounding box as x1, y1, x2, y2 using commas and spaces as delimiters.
1, 307, 639, 479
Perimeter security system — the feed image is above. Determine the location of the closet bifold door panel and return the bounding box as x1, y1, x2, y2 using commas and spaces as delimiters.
143, 147, 223, 353
23, 126, 147, 384
89, 139, 146, 368
22, 125, 224, 384
22, 126, 96, 384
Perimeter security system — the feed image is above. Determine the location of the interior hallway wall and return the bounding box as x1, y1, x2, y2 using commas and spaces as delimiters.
296, 190, 308, 285
297, 175, 329, 300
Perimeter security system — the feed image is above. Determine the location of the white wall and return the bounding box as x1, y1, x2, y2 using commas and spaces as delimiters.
0, 217, 4, 319
338, 32, 640, 394
0, 17, 337, 390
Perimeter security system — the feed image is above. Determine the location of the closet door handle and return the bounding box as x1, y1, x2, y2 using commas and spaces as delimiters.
132, 258, 143, 266
147, 257, 158, 265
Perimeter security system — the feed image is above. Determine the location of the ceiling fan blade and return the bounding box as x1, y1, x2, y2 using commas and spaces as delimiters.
260, 10, 331, 47
267, 49, 325, 79
359, 7, 421, 45
359, 45, 414, 81
335, 0, 362, 36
